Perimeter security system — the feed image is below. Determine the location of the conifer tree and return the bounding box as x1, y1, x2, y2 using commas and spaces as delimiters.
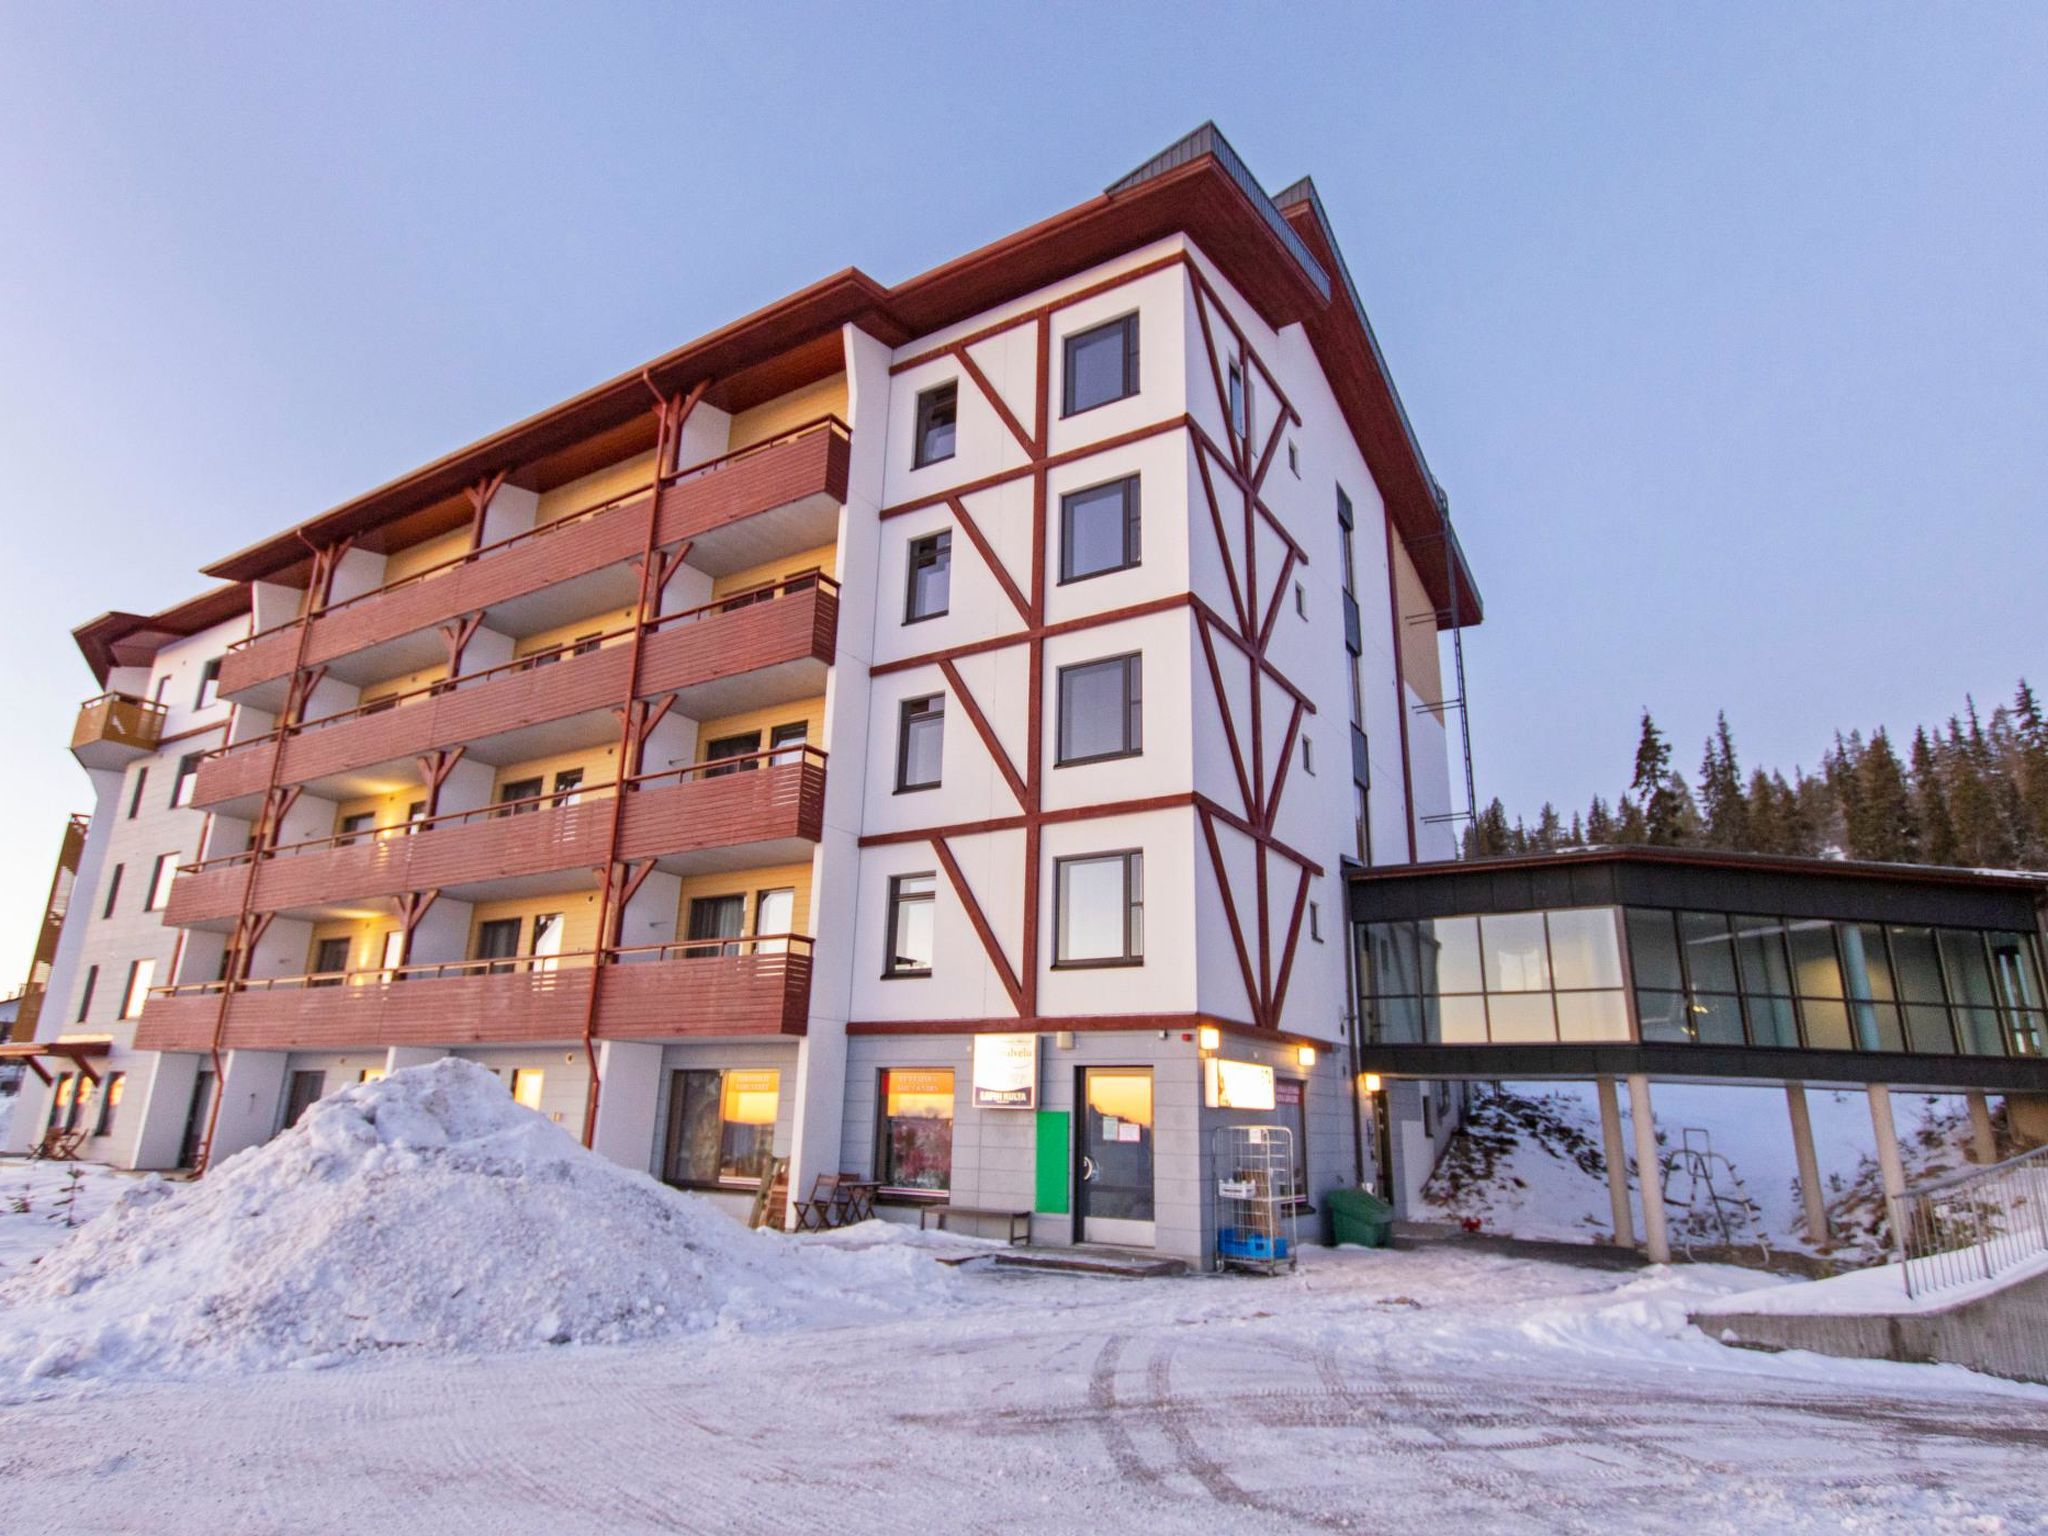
1845, 729, 1917, 862
1584, 796, 1614, 844
1697, 713, 1748, 850
1910, 727, 1959, 868
1629, 712, 1693, 845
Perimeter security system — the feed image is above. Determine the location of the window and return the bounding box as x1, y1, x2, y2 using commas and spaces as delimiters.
496, 777, 543, 814
571, 632, 602, 658
1063, 313, 1139, 416
1055, 851, 1143, 967
1337, 489, 1357, 596
151, 674, 169, 704
336, 811, 376, 845
145, 854, 177, 912
1288, 440, 1300, 477
509, 1069, 545, 1112
1310, 902, 1323, 943
663, 1068, 781, 1187
127, 768, 149, 819
754, 888, 795, 954
1302, 736, 1316, 775
120, 958, 155, 1019
361, 694, 398, 714
885, 874, 935, 976
283, 1071, 326, 1129
1056, 654, 1142, 765
196, 658, 222, 710
170, 753, 202, 808
102, 864, 125, 918
768, 721, 808, 766
76, 965, 98, 1023
95, 1072, 125, 1137
896, 695, 945, 792
877, 1068, 953, 1194
530, 913, 565, 972
1353, 782, 1370, 863
686, 894, 746, 956
905, 530, 951, 623
913, 382, 958, 468
1227, 361, 1246, 437
1294, 581, 1307, 619
704, 732, 762, 778
1059, 475, 1141, 583
474, 918, 523, 975
550, 769, 584, 807
1360, 909, 1629, 1046
311, 936, 352, 986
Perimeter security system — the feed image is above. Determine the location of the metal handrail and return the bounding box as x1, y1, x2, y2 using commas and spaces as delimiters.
225, 416, 851, 654
203, 573, 839, 763
1894, 1142, 2048, 1299
149, 933, 815, 1000
177, 742, 829, 875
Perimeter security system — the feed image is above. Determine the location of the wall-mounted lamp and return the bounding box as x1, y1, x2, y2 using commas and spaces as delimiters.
1296, 1045, 1317, 1069
1196, 1024, 1221, 1054
1361, 1072, 1382, 1093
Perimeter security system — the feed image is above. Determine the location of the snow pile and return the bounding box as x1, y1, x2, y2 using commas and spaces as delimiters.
0, 1060, 957, 1390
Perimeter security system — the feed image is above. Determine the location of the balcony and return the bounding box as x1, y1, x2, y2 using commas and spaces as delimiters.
71, 693, 166, 770
134, 936, 813, 1053
218, 417, 850, 702
166, 746, 828, 928
191, 577, 838, 814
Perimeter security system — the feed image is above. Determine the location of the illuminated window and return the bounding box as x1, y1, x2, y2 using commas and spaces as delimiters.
95, 1072, 125, 1136
878, 1068, 953, 1193
661, 1068, 780, 1186
145, 854, 178, 912
120, 958, 155, 1019
509, 1069, 545, 1112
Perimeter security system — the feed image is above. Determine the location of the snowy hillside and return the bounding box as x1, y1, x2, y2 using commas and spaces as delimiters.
1417, 1081, 1998, 1264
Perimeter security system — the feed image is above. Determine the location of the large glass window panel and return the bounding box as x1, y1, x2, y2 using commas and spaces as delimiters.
1843, 924, 1898, 1002
1637, 990, 1693, 1043
885, 874, 935, 976
1957, 1006, 2007, 1056
1689, 992, 1745, 1046
1850, 999, 1905, 1052
1746, 993, 1802, 1049
1626, 909, 1684, 992
1362, 923, 1416, 1001
1556, 990, 1630, 1042
1990, 933, 2045, 1011
1546, 908, 1623, 991
1062, 314, 1139, 415
1421, 917, 1482, 996
1372, 993, 1425, 1045
2013, 1013, 2045, 1056
1486, 993, 1557, 1043
1904, 1004, 1958, 1055
1678, 912, 1739, 993
1787, 919, 1845, 998
1060, 476, 1141, 583
1799, 998, 1853, 1051
1732, 915, 1795, 997
879, 1068, 954, 1193
1481, 913, 1551, 993
663, 1070, 723, 1186
1055, 852, 1142, 965
1888, 926, 1947, 1003
1438, 996, 1488, 1044
718, 1070, 779, 1182
1938, 930, 1997, 1008
1056, 655, 1142, 765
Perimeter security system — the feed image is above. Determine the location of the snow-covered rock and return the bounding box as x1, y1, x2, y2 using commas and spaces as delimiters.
0, 1059, 956, 1390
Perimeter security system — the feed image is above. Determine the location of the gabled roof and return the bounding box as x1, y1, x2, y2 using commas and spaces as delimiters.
174, 125, 1476, 626
73, 583, 251, 685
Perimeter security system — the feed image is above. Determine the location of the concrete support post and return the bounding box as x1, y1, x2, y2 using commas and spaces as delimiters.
1785, 1082, 1830, 1245
1966, 1091, 1998, 1165
384, 1046, 448, 1075
1867, 1084, 1909, 1258
209, 1050, 291, 1166
589, 1040, 663, 1174
1626, 1074, 1670, 1264
1596, 1076, 1635, 1247
127, 1051, 203, 1171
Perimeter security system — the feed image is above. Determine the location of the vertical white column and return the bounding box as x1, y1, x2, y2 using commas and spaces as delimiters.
1966, 1091, 1998, 1165
589, 1040, 664, 1174
1626, 1074, 1669, 1264
1595, 1076, 1634, 1247
1784, 1082, 1829, 1245
1867, 1083, 1908, 1259
384, 1046, 447, 1074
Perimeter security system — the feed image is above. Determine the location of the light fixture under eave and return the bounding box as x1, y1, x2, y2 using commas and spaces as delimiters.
1197, 1024, 1221, 1053
1361, 1072, 1383, 1093
1296, 1044, 1317, 1069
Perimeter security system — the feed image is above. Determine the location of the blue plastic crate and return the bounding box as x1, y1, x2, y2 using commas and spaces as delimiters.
1217, 1226, 1289, 1261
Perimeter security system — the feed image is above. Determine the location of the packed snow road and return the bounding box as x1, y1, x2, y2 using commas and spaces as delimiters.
2, 1245, 2043, 1535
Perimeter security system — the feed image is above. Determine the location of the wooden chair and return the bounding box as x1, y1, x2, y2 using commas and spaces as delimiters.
791, 1173, 845, 1232
29, 1125, 89, 1162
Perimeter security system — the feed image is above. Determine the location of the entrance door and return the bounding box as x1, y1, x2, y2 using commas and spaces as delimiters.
1078, 1067, 1156, 1247
178, 1069, 216, 1168
282, 1070, 326, 1130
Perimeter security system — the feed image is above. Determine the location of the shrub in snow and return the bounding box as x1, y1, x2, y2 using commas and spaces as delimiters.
0, 1059, 956, 1391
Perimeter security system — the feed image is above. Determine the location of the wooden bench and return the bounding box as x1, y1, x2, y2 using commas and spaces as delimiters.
917, 1204, 1032, 1245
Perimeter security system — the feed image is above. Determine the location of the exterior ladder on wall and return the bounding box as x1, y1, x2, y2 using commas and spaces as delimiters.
1663, 1127, 1771, 1263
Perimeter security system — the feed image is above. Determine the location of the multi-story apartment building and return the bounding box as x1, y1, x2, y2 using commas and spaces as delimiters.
6, 126, 1480, 1264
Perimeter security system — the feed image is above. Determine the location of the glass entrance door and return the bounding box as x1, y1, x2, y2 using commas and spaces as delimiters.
1079, 1067, 1155, 1247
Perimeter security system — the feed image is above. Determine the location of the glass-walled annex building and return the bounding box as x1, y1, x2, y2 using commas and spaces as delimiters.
1351, 848, 2048, 1088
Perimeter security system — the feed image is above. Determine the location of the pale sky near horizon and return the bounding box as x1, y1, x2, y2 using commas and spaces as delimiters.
1, 4, 2043, 959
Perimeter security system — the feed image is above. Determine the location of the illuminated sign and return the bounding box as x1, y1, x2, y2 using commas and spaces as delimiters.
971, 1033, 1039, 1109
1204, 1057, 1276, 1110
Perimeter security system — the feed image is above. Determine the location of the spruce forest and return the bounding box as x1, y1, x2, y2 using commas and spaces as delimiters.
1464, 681, 2048, 872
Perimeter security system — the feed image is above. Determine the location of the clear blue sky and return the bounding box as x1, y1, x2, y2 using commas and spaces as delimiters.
3, 4, 2044, 954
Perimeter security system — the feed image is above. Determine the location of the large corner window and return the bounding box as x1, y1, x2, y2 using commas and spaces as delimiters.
905, 530, 952, 623
1062, 314, 1139, 416
1056, 654, 1142, 766
663, 1068, 781, 1187
1359, 908, 1628, 1046
913, 382, 958, 468
1059, 475, 1141, 584
895, 695, 944, 792
1054, 850, 1144, 968
885, 873, 935, 977
878, 1068, 953, 1194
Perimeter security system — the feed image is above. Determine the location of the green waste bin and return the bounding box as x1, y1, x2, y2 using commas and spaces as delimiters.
1326, 1187, 1395, 1249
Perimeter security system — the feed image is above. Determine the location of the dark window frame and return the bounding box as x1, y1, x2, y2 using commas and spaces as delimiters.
170, 752, 203, 808
1052, 848, 1145, 969
884, 872, 937, 978
76, 964, 98, 1023
1061, 313, 1140, 417
912, 381, 959, 469
895, 694, 945, 793
144, 853, 177, 912
127, 767, 149, 819
1058, 474, 1142, 585
1055, 652, 1143, 767
196, 657, 222, 710
904, 529, 952, 624
102, 863, 124, 919
874, 1065, 955, 1198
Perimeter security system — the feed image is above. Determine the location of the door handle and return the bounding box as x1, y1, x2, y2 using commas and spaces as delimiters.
1080, 1155, 1097, 1182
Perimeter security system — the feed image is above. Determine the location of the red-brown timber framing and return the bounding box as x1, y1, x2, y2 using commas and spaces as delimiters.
860, 252, 1325, 1034
576, 376, 706, 1146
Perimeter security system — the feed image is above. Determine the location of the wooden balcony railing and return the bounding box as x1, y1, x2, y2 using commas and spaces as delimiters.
219, 417, 849, 699
191, 576, 837, 810
166, 746, 828, 925
71, 692, 167, 769
134, 935, 813, 1052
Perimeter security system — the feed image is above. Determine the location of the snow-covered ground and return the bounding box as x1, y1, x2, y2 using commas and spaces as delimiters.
1416, 1082, 1989, 1263
2, 1064, 2045, 1532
